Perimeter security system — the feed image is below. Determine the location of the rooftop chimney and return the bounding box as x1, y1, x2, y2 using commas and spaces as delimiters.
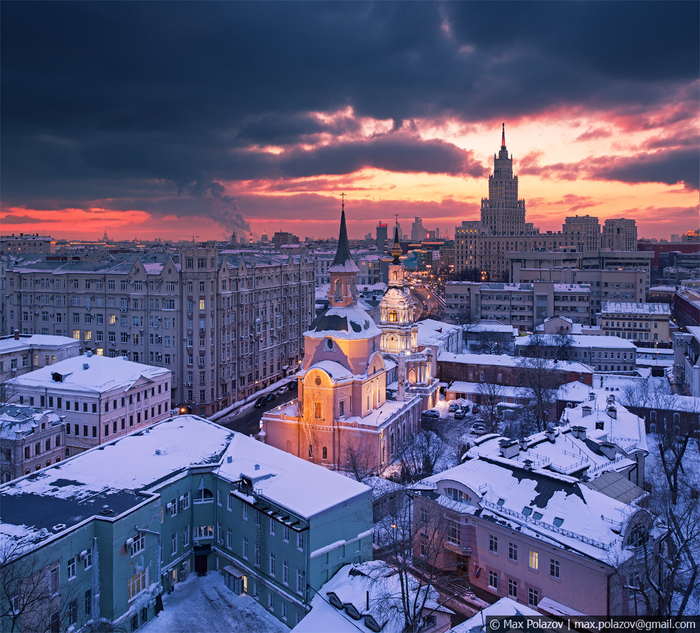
14, 330, 19, 340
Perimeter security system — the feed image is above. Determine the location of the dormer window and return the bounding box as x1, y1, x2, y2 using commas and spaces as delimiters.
325, 338, 334, 351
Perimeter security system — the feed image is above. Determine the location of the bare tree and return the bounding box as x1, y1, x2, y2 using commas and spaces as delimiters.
552, 327, 575, 361
476, 379, 504, 434
373, 488, 452, 633
518, 353, 558, 433
0, 542, 64, 633
345, 443, 375, 483
625, 434, 700, 617
396, 431, 445, 483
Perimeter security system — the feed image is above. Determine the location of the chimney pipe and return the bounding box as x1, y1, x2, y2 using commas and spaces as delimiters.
14, 330, 20, 340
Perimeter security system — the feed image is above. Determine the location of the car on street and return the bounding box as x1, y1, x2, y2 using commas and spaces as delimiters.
421, 409, 440, 419
448, 403, 459, 413
472, 405, 480, 414
253, 396, 267, 409
454, 409, 466, 420
470, 423, 487, 435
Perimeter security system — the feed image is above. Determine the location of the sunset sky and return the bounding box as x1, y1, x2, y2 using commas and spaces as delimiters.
1, 2, 698, 242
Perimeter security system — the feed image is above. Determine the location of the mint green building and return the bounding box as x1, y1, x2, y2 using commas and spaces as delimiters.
0, 415, 373, 631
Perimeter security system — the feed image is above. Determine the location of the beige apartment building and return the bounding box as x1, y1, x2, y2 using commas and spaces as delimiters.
444, 281, 591, 331
6, 353, 172, 456
4, 247, 315, 416
600, 302, 671, 346
513, 268, 647, 313
0, 234, 56, 256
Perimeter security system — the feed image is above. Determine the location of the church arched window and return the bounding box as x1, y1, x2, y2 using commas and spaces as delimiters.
334, 279, 343, 300
314, 403, 322, 419
392, 270, 398, 280
389, 310, 398, 322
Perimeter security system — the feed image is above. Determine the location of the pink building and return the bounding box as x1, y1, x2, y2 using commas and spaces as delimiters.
262, 203, 422, 472
414, 457, 659, 616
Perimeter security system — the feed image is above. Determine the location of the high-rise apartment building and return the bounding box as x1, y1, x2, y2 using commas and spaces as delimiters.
602, 219, 638, 251
563, 215, 601, 251
376, 221, 388, 252
454, 128, 638, 281
481, 124, 526, 235
4, 249, 314, 416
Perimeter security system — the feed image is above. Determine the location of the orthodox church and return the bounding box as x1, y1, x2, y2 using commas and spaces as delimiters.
378, 225, 440, 409
261, 202, 422, 473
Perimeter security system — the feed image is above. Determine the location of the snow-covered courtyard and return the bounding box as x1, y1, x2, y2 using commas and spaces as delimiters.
140, 572, 290, 633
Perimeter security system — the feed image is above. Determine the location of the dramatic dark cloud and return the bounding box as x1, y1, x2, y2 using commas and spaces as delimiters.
520, 148, 699, 190
1, 1, 698, 228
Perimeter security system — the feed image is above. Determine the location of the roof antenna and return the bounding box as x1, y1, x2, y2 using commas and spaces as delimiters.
501, 122, 506, 148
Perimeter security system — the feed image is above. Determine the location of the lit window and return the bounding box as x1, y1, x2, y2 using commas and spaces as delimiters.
529, 550, 539, 570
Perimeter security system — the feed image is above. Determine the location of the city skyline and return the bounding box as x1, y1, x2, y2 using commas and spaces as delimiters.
1, 2, 698, 242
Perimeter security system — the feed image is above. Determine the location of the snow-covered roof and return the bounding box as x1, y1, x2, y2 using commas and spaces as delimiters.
305, 305, 381, 340
451, 597, 539, 633
0, 334, 81, 355
561, 392, 648, 454
446, 381, 522, 400
465, 322, 517, 335
294, 561, 451, 633
0, 416, 371, 550
6, 352, 171, 395
299, 360, 355, 382
601, 302, 671, 316
423, 457, 639, 562
0, 405, 63, 440
415, 319, 460, 346
516, 334, 636, 350
217, 432, 370, 519
438, 351, 593, 374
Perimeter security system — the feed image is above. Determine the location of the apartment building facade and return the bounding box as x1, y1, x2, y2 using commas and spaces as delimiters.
0, 234, 56, 256
4, 248, 314, 415
600, 302, 671, 346
6, 353, 171, 456
0, 416, 372, 632
443, 281, 592, 331
513, 268, 647, 313
0, 404, 65, 482
0, 333, 81, 385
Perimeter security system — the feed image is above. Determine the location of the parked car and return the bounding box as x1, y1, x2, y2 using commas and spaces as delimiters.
275, 387, 287, 397
471, 423, 487, 435
454, 409, 466, 420
421, 409, 441, 419
264, 393, 276, 404
254, 396, 267, 409
448, 403, 459, 413
472, 405, 480, 414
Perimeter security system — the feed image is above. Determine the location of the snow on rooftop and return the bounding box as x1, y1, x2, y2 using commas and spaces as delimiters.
451, 597, 539, 633
516, 334, 636, 349
0, 334, 80, 354
306, 304, 381, 340
6, 352, 170, 394
1, 416, 372, 548
217, 430, 370, 520
466, 322, 517, 334
438, 351, 593, 374
295, 561, 450, 633
601, 301, 671, 315
415, 319, 460, 346
0, 405, 63, 439
298, 360, 355, 382
424, 457, 635, 561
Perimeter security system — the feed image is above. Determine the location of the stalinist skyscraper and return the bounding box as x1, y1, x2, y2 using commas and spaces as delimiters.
480, 123, 527, 235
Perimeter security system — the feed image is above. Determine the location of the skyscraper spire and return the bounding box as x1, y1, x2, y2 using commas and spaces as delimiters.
501, 122, 506, 148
